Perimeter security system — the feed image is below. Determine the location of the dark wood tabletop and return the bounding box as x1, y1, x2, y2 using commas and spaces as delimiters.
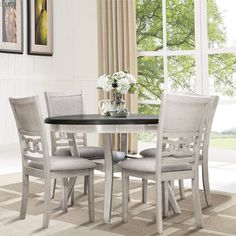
45, 114, 159, 125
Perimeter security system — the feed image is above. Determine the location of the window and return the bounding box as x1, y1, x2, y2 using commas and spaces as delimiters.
137, 0, 197, 114
137, 0, 236, 153
207, 0, 236, 153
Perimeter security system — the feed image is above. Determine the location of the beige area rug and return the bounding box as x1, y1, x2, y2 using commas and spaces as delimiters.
0, 173, 236, 236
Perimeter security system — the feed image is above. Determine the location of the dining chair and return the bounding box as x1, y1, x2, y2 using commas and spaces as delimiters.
140, 96, 219, 206
120, 93, 213, 234
44, 92, 126, 198
9, 96, 96, 228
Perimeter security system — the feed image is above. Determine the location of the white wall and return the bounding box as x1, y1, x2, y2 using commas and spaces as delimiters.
0, 0, 98, 145
72, 0, 98, 114
72, 0, 99, 145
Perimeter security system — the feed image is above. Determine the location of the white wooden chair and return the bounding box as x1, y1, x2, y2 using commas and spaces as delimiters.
140, 96, 219, 206
9, 96, 96, 228
120, 93, 213, 234
44, 92, 126, 198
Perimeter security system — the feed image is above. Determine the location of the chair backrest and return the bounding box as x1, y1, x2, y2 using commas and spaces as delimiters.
156, 93, 213, 170
45, 92, 84, 117
9, 96, 50, 171
44, 92, 86, 154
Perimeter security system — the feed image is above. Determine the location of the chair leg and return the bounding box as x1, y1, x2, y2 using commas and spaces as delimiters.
202, 163, 212, 207
51, 179, 57, 199
70, 188, 75, 206
43, 177, 51, 229
155, 178, 163, 234
69, 179, 75, 207
179, 179, 185, 200
169, 180, 174, 189
168, 181, 173, 211
88, 170, 95, 222
67, 177, 77, 206
142, 179, 147, 203
20, 173, 29, 220
192, 177, 203, 228
62, 178, 69, 213
84, 176, 88, 195
122, 170, 129, 223
168, 183, 181, 214
162, 182, 169, 217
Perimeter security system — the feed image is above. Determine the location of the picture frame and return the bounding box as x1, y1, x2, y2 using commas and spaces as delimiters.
0, 0, 23, 54
27, 0, 53, 56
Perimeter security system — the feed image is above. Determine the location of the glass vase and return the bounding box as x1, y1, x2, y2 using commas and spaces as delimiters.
98, 92, 128, 116
110, 91, 129, 117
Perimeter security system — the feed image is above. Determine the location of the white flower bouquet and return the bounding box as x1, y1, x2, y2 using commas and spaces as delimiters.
97, 71, 137, 94
97, 71, 137, 116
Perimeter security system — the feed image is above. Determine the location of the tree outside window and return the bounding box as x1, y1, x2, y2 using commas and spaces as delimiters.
137, 0, 236, 149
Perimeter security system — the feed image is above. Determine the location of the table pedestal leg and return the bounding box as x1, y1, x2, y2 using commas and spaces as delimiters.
103, 133, 114, 223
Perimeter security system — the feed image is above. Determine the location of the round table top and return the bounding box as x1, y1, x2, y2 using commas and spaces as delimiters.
45, 114, 159, 125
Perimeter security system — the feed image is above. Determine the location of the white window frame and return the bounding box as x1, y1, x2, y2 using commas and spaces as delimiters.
137, 0, 236, 106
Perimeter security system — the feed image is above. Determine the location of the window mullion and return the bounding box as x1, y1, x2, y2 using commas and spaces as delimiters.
162, 0, 168, 91
194, 0, 202, 95
208, 47, 236, 54
200, 0, 209, 96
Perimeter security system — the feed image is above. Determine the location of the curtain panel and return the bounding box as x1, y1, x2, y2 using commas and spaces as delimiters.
97, 0, 138, 153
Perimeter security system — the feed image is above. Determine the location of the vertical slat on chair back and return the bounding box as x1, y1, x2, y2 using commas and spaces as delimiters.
156, 93, 212, 166
201, 96, 219, 158
44, 92, 86, 154
9, 96, 50, 170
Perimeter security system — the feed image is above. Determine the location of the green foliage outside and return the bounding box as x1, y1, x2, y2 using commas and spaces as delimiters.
210, 131, 236, 150
136, 0, 236, 144
136, 0, 236, 114
210, 137, 236, 150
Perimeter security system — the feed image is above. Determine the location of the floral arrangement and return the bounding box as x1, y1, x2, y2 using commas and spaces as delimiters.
97, 71, 137, 94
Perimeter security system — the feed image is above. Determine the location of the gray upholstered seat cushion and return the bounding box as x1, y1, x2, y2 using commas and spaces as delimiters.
119, 158, 192, 173
28, 156, 96, 171
55, 147, 126, 163
140, 148, 203, 160
139, 148, 156, 157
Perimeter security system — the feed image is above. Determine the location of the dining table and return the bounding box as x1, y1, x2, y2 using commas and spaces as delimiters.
45, 114, 181, 223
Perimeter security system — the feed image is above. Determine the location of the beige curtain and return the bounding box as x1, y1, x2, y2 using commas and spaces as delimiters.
97, 0, 138, 154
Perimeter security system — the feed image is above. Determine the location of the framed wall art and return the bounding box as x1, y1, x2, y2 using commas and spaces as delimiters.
0, 0, 23, 54
27, 0, 53, 56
